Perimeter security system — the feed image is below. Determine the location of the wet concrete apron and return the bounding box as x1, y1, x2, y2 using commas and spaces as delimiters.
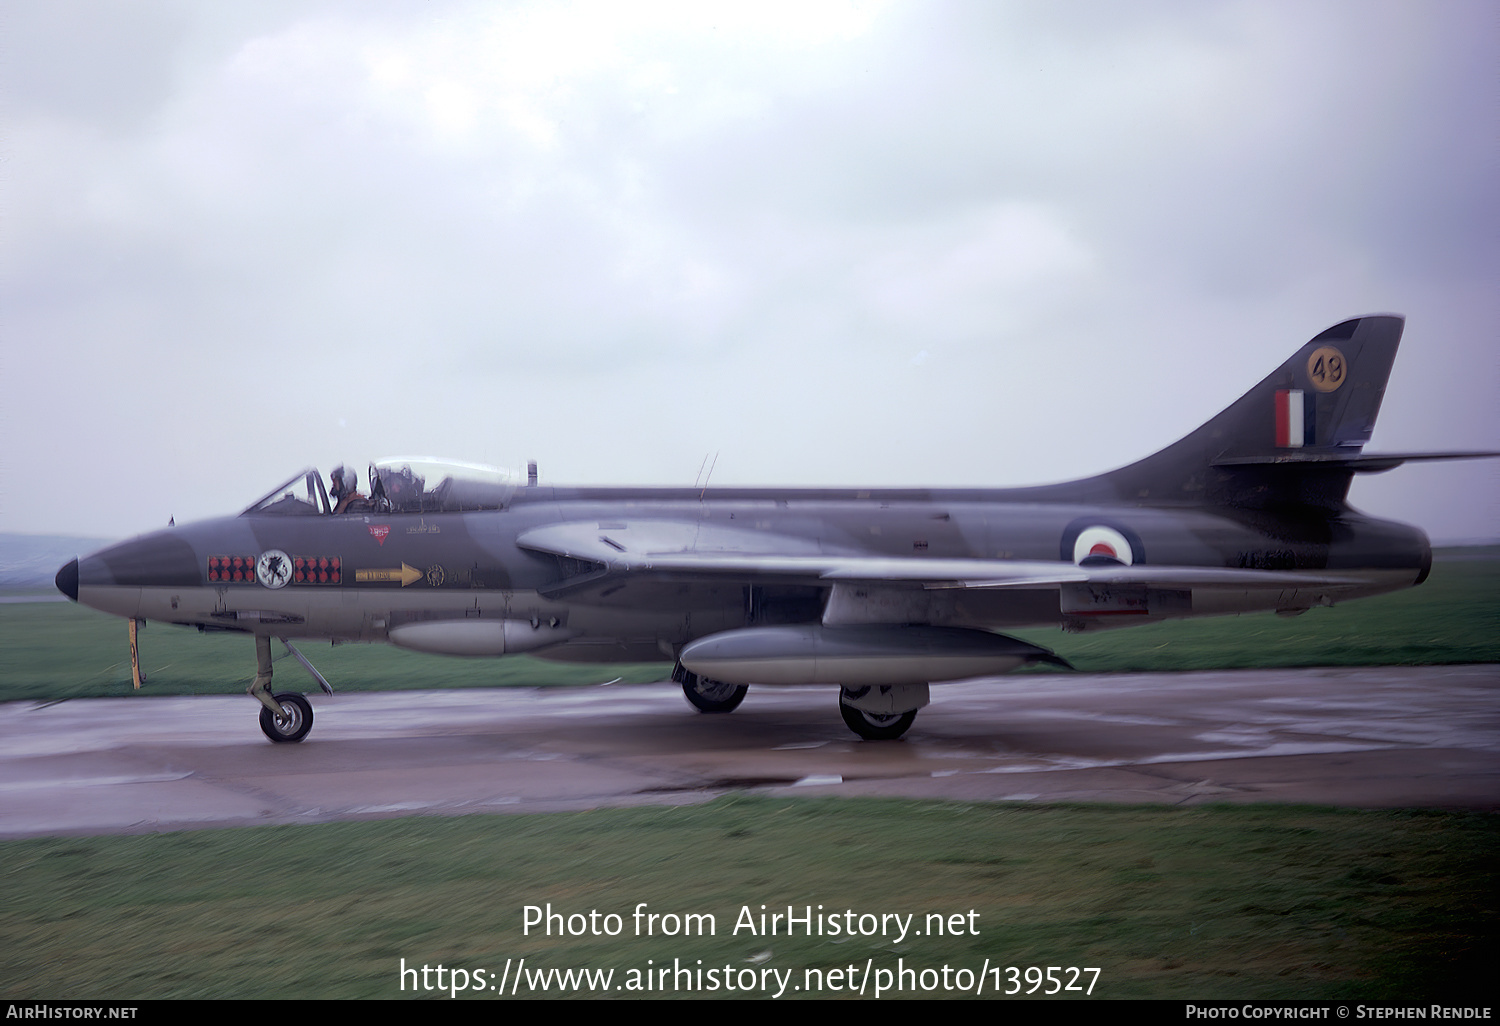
1, 664, 1495, 837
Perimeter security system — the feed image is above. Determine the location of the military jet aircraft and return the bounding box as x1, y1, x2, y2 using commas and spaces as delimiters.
55, 315, 1496, 742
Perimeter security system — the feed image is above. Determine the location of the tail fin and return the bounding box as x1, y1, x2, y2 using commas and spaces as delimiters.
1098, 315, 1405, 510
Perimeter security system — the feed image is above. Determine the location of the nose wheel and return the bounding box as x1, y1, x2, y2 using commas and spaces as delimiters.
247, 635, 330, 743
259, 692, 314, 743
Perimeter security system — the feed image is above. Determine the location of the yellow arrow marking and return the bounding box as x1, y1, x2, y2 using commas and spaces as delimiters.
355, 564, 423, 586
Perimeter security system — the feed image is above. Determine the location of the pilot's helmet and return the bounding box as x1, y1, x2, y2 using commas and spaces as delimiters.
331, 465, 355, 498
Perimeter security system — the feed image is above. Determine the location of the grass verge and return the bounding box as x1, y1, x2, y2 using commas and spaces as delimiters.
1, 798, 1494, 1000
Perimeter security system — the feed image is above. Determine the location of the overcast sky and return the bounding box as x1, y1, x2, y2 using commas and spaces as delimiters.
4, 0, 1497, 543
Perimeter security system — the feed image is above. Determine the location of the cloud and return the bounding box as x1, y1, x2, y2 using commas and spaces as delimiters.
3, 1, 1494, 539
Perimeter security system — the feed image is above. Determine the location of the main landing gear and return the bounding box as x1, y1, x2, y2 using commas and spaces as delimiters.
247, 635, 334, 743
837, 685, 926, 741
672, 663, 923, 740
838, 701, 917, 741
674, 664, 748, 713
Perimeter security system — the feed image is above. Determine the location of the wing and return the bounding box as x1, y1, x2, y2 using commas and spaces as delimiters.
516, 520, 1362, 595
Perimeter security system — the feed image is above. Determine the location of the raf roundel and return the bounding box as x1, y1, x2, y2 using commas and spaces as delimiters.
1072, 526, 1134, 565
255, 550, 293, 589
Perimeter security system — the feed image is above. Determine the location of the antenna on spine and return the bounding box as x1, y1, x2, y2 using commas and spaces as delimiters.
699, 452, 719, 500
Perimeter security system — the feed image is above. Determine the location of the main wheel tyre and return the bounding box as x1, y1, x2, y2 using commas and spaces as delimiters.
839, 701, 916, 740
259, 692, 313, 743
681, 674, 748, 714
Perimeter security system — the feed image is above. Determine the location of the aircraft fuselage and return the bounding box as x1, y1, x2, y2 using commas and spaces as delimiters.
66, 485, 1430, 658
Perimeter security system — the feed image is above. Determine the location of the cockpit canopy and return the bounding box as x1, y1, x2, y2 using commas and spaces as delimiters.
241, 458, 519, 516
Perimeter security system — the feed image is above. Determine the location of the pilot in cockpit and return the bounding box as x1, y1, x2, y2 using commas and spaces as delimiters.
372, 464, 425, 512
330, 465, 372, 514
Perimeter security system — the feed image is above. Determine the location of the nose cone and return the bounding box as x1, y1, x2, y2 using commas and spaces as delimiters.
56, 558, 80, 602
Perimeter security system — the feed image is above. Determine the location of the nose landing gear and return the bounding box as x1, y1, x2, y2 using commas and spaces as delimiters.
247, 635, 332, 743
259, 692, 314, 743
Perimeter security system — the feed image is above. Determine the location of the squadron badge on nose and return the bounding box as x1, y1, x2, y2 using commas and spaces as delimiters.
256, 550, 292, 589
